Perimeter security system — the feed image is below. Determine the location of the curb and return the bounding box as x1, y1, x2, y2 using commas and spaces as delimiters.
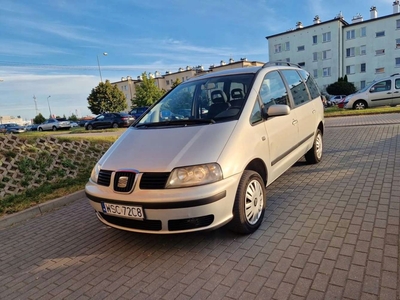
0, 190, 86, 230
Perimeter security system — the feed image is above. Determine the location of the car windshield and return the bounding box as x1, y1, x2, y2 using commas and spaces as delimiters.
136, 73, 254, 127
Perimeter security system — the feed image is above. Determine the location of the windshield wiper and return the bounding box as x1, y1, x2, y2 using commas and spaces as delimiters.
135, 118, 215, 128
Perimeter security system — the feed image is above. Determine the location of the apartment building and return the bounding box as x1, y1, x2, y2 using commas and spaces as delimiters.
266, 2, 400, 91
112, 58, 264, 110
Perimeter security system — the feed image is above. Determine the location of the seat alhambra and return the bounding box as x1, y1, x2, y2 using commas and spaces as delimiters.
85, 62, 325, 234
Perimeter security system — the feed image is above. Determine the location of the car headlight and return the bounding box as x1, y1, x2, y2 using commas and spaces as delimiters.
90, 163, 102, 183
166, 163, 223, 188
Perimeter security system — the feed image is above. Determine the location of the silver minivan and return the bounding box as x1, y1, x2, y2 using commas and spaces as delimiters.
85, 62, 325, 234
344, 73, 400, 109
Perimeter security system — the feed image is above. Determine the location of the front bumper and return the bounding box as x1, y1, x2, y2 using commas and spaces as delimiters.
85, 172, 241, 234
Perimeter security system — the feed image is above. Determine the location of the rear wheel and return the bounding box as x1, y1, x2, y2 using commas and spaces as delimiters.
52, 126, 57, 131
353, 100, 367, 110
305, 129, 323, 164
38, 127, 43, 131
229, 170, 266, 234
112, 123, 119, 128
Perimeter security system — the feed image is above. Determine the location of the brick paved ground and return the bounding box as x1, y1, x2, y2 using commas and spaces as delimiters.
0, 116, 399, 299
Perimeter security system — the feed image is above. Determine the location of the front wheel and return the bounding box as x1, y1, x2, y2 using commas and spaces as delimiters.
229, 170, 266, 234
38, 127, 43, 131
86, 124, 93, 130
52, 126, 57, 131
305, 129, 323, 164
353, 100, 367, 110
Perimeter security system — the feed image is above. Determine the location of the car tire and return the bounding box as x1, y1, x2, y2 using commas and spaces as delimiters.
38, 127, 43, 131
305, 129, 323, 164
112, 123, 119, 128
52, 126, 57, 131
229, 170, 266, 234
87, 124, 93, 130
353, 100, 367, 110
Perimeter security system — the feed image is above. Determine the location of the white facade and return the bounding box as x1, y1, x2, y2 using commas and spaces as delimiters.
267, 4, 400, 91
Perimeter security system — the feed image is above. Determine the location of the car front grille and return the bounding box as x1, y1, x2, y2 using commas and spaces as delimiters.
140, 172, 170, 189
113, 171, 136, 193
97, 170, 113, 186
99, 213, 162, 231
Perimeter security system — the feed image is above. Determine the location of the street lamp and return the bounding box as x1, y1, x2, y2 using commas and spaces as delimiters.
47, 95, 52, 118
97, 52, 108, 82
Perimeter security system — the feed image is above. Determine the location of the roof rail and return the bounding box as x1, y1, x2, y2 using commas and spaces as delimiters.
262, 61, 301, 69
390, 73, 400, 77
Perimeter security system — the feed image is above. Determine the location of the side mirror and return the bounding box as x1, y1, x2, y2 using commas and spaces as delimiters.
370, 87, 375, 92
262, 104, 290, 119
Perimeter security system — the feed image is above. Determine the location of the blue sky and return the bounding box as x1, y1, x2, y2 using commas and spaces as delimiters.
0, 0, 394, 120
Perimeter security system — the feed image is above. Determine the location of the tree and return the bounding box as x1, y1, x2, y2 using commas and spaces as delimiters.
326, 76, 356, 96
171, 78, 182, 89
68, 114, 78, 121
87, 80, 127, 114
132, 72, 166, 108
33, 113, 45, 124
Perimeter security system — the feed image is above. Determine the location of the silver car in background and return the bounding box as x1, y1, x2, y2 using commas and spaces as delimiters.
38, 118, 71, 131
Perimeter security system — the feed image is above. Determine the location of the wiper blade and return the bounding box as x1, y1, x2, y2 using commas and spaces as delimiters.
135, 119, 215, 128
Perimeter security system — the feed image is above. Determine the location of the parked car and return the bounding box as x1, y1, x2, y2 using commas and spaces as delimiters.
85, 113, 135, 130
70, 122, 79, 127
329, 95, 346, 105
344, 73, 400, 109
78, 119, 92, 127
25, 124, 39, 131
85, 62, 325, 235
0, 123, 26, 134
38, 118, 71, 131
129, 107, 149, 119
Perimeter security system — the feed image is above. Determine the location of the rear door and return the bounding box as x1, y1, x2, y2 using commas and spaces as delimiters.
280, 69, 317, 150
392, 78, 400, 106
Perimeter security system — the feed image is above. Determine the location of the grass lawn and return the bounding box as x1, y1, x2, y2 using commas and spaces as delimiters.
324, 105, 400, 117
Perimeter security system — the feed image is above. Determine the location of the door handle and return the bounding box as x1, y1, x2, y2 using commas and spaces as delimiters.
292, 119, 298, 125
387, 92, 392, 94
394, 91, 399, 94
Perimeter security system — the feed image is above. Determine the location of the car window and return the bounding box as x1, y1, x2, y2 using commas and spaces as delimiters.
298, 69, 321, 99
281, 69, 310, 106
396, 79, 400, 89
372, 80, 391, 92
259, 71, 289, 108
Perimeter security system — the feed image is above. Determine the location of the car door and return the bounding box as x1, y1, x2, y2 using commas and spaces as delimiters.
368, 79, 393, 107
280, 69, 316, 151
392, 78, 400, 106
258, 70, 300, 179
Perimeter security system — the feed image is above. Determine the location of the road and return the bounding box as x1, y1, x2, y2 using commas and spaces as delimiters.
0, 114, 399, 299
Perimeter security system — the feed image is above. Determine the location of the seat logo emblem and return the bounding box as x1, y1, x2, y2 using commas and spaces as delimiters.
117, 176, 129, 188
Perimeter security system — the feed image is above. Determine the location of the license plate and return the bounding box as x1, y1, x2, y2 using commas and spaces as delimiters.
101, 202, 144, 220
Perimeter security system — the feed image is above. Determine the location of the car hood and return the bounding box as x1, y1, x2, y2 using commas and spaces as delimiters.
98, 122, 237, 172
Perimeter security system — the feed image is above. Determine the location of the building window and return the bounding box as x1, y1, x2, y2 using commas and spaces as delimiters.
274, 44, 282, 53
322, 32, 331, 42
285, 42, 290, 51
361, 63, 366, 72
360, 80, 366, 89
397, 19, 400, 29
286, 58, 290, 62
346, 47, 355, 57
346, 65, 355, 74
375, 67, 385, 73
376, 49, 385, 55
323, 67, 331, 77
376, 31, 385, 37
313, 52, 318, 61
313, 69, 318, 78
360, 45, 366, 55
323, 50, 331, 60
346, 30, 355, 40
396, 38, 400, 49
166, 80, 170, 85
396, 58, 400, 67
297, 45, 305, 51
360, 27, 367, 37
312, 35, 317, 44
298, 62, 305, 67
